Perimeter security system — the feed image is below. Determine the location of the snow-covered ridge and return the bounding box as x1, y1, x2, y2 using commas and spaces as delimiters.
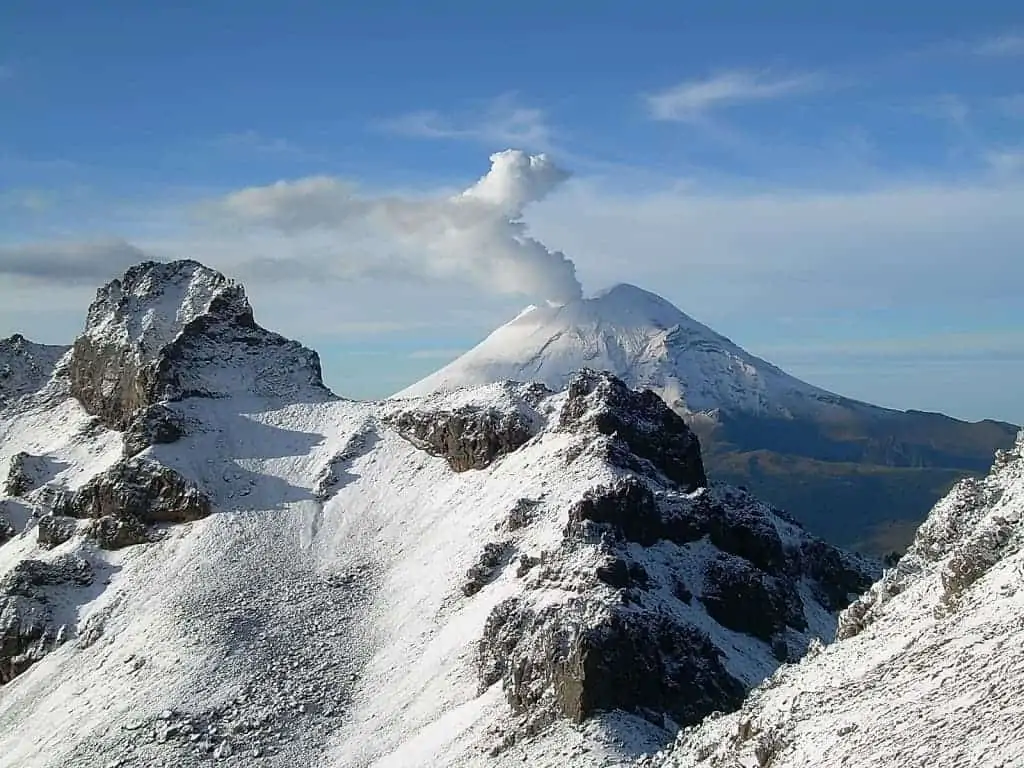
0, 256, 879, 767
0, 335, 69, 409
395, 283, 841, 418
644, 430, 1024, 768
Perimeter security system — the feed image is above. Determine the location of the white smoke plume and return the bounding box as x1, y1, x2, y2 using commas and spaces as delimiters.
217, 149, 582, 303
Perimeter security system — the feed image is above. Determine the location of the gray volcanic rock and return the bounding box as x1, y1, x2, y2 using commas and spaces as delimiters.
560, 370, 706, 491
474, 371, 878, 744
52, 457, 212, 549
388, 385, 547, 472
0, 555, 93, 684
67, 260, 331, 434
0, 334, 69, 409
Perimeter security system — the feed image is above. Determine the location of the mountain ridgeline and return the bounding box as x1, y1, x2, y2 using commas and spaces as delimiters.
0, 260, 877, 767
397, 283, 1019, 554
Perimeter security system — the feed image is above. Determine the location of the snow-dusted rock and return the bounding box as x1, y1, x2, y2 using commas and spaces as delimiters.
646, 431, 1024, 768
51, 457, 212, 549
0, 335, 68, 409
67, 260, 330, 433
0, 555, 93, 683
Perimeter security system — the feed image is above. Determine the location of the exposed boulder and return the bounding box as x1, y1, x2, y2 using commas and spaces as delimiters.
0, 555, 93, 684
52, 457, 211, 549
559, 370, 706, 491
478, 596, 745, 732
389, 407, 537, 472
36, 515, 78, 549
3, 451, 52, 497
699, 555, 806, 642
122, 404, 186, 458
463, 541, 514, 596
67, 260, 330, 435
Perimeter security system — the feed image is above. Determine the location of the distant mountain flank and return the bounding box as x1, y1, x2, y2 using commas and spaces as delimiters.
397, 283, 1019, 553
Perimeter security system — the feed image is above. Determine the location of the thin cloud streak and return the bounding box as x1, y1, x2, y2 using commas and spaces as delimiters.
646, 69, 825, 122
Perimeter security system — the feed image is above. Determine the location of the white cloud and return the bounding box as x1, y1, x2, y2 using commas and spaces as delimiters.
646, 69, 823, 122
381, 94, 553, 151
212, 149, 581, 303
975, 33, 1024, 57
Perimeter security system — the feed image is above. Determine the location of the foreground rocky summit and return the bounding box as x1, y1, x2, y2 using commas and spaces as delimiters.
0, 260, 875, 767
643, 431, 1024, 768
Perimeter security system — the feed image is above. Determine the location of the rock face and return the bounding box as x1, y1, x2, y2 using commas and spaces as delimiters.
388, 385, 547, 472
52, 458, 212, 549
3, 452, 53, 497
560, 370, 706, 491
475, 371, 878, 740
646, 431, 1024, 768
0, 334, 69, 408
0, 555, 93, 684
67, 260, 331, 433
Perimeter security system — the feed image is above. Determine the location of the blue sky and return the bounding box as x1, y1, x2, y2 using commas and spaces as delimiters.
2, 1, 1023, 423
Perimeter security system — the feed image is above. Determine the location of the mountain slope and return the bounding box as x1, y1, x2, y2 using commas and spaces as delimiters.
396, 284, 1018, 552
0, 261, 875, 768
644, 429, 1024, 768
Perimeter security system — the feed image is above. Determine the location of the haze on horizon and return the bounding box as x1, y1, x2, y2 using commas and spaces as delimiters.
1, 2, 1022, 424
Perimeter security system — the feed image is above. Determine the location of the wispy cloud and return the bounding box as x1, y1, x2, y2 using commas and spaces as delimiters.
645, 69, 824, 122
210, 130, 315, 158
381, 94, 553, 151
974, 32, 1024, 57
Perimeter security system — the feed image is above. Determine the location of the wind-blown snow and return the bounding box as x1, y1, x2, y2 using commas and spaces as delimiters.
396, 283, 837, 417
643, 431, 1024, 768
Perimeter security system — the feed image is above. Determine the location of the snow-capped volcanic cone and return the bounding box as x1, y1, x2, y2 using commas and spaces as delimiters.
396, 283, 838, 418
398, 284, 1019, 552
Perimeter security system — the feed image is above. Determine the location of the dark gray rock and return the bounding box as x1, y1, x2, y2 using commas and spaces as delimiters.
463, 541, 514, 596
52, 457, 211, 549
0, 516, 13, 546
86, 515, 152, 549
478, 596, 745, 730
0, 334, 68, 408
559, 370, 706, 491
699, 555, 806, 642
123, 404, 185, 458
0, 555, 93, 684
36, 515, 78, 549
67, 260, 330, 435
389, 407, 537, 472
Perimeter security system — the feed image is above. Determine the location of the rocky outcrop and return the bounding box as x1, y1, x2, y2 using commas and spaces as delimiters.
0, 334, 68, 408
3, 451, 52, 497
122, 404, 186, 458
389, 406, 538, 472
473, 374, 878, 744
67, 260, 330, 435
479, 597, 745, 734
36, 515, 78, 549
0, 555, 93, 684
52, 458, 212, 549
559, 370, 706, 491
